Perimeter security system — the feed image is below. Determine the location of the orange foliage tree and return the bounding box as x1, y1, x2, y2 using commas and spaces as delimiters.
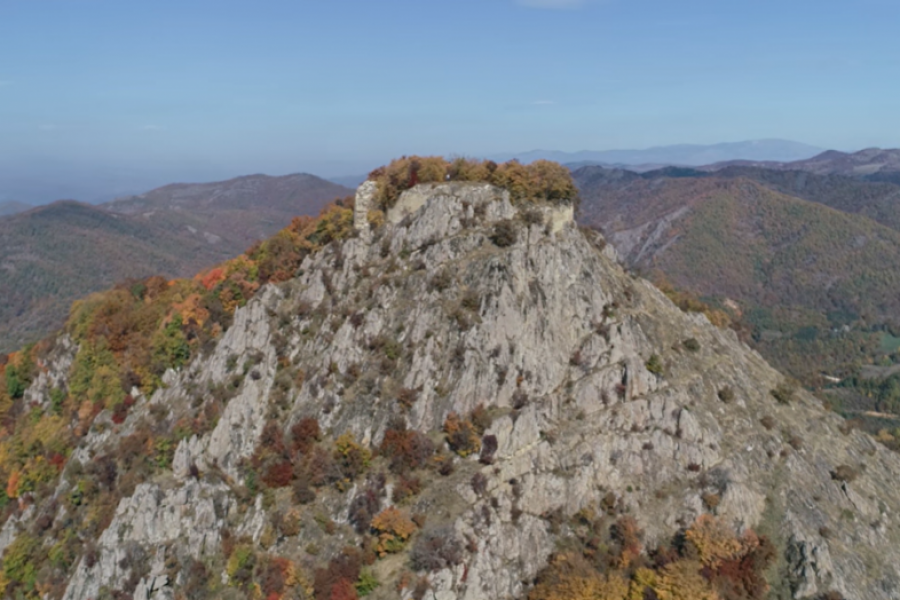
370, 507, 417, 556
529, 514, 774, 600
443, 412, 481, 457
368, 156, 579, 210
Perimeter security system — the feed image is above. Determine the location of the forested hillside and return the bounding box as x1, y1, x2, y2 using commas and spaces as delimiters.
0, 174, 351, 354
575, 166, 900, 444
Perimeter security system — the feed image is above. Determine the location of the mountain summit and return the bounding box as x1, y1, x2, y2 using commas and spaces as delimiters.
1, 159, 898, 600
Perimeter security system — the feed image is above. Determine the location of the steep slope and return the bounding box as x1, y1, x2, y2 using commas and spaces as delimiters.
575, 165, 900, 233
104, 173, 352, 250
1, 179, 898, 600
711, 167, 900, 232
574, 167, 900, 388
0, 174, 352, 354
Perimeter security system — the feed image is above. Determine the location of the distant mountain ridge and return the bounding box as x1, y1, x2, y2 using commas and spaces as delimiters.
104, 172, 350, 249
0, 172, 352, 353
495, 139, 825, 167
704, 147, 900, 181
0, 200, 228, 353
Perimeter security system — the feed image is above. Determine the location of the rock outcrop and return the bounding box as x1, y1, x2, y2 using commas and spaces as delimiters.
4, 181, 900, 600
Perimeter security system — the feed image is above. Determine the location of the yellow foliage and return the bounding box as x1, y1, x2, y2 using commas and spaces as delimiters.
684, 514, 745, 568
450, 156, 492, 182
18, 455, 58, 494
491, 160, 531, 201
535, 573, 630, 600
367, 209, 385, 229
417, 156, 449, 183
528, 515, 768, 600
628, 568, 659, 600
0, 441, 11, 473
282, 559, 299, 588
527, 160, 579, 202
442, 411, 481, 457
335, 432, 369, 460
310, 205, 354, 246
653, 560, 719, 600
22, 415, 69, 456
876, 428, 896, 444
371, 507, 417, 555
368, 155, 579, 210
249, 582, 262, 599
530, 553, 630, 600
171, 293, 210, 328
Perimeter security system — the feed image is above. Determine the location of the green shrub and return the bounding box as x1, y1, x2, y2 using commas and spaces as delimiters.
49, 387, 66, 415
646, 354, 664, 376
334, 433, 371, 481
2, 533, 41, 593
771, 382, 796, 404
225, 544, 256, 586
5, 364, 25, 399
355, 569, 380, 596
683, 338, 701, 352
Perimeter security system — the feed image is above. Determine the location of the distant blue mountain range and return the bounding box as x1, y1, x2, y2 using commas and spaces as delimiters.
327, 140, 827, 188
4, 140, 827, 206
492, 139, 825, 168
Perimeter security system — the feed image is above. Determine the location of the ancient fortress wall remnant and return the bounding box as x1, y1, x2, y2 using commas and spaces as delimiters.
353, 180, 377, 232
352, 181, 575, 232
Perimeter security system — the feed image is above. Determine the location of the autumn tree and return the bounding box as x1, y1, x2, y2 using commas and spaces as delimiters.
370, 507, 417, 556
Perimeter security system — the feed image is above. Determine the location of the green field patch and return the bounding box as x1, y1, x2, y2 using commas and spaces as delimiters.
880, 332, 900, 353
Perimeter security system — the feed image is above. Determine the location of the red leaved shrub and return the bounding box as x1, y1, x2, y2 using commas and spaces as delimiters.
380, 418, 435, 474
314, 548, 362, 600
262, 460, 293, 488
291, 417, 321, 455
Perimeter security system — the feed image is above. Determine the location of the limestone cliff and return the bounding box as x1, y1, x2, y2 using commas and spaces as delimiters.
3, 182, 899, 600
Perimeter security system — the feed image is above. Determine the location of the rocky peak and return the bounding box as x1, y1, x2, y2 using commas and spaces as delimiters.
353, 180, 574, 233
3, 180, 900, 600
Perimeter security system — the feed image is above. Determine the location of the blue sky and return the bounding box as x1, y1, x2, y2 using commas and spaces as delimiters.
1, 0, 899, 185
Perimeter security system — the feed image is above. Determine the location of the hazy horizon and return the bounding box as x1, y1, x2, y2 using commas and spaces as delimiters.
0, 137, 843, 205
3, 0, 899, 203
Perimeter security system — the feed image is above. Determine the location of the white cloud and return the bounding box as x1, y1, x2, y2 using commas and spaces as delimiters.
516, 0, 587, 8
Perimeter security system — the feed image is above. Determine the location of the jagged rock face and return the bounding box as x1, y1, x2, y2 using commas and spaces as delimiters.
7, 183, 900, 600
